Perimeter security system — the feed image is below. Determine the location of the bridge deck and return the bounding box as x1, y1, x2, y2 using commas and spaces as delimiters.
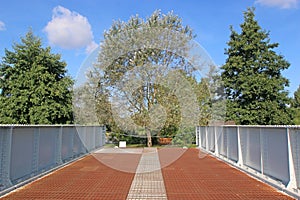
0, 148, 294, 200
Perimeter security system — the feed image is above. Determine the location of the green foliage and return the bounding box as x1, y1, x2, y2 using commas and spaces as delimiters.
293, 109, 300, 125
293, 85, 300, 108
89, 11, 220, 146
172, 127, 196, 147
0, 30, 74, 124
292, 86, 300, 125
196, 66, 225, 126
93, 10, 200, 146
221, 7, 293, 125
73, 82, 99, 125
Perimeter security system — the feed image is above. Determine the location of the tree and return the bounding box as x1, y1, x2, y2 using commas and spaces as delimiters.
221, 7, 293, 125
0, 30, 73, 124
73, 83, 99, 125
292, 86, 300, 125
90, 11, 215, 146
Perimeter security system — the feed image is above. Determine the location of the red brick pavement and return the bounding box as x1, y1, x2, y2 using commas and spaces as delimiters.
1, 148, 295, 200
159, 148, 294, 200
1, 153, 140, 200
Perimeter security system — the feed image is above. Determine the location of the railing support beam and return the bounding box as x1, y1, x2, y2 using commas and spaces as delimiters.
287, 128, 298, 191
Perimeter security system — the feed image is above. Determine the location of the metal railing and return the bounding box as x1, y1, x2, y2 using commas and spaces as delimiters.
0, 125, 106, 194
196, 125, 300, 198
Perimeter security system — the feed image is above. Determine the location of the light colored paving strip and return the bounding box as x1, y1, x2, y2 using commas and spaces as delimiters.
126, 148, 167, 200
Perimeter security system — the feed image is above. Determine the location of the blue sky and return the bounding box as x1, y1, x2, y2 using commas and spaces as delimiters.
0, 0, 299, 95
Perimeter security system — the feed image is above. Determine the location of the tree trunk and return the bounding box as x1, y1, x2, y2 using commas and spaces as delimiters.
146, 129, 152, 147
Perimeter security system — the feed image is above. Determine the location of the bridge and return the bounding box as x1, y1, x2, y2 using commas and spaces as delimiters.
0, 125, 299, 199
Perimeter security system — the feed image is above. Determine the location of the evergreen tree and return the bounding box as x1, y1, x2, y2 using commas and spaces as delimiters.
292, 86, 300, 125
221, 7, 292, 125
0, 30, 74, 124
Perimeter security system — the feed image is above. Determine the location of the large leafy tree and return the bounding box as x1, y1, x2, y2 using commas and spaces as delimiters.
90, 11, 215, 146
0, 30, 74, 124
292, 86, 300, 125
221, 8, 292, 125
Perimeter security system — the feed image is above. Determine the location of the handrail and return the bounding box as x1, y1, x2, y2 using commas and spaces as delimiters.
0, 125, 106, 195
196, 125, 300, 199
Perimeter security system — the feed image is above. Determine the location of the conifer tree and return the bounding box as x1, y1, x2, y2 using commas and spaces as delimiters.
221, 8, 292, 125
0, 30, 74, 124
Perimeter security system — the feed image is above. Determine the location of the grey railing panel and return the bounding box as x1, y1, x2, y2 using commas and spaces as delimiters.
226, 127, 238, 162
0, 127, 12, 190
196, 125, 300, 198
241, 127, 261, 172
215, 126, 223, 155
38, 127, 58, 171
72, 128, 85, 156
95, 126, 101, 148
219, 128, 227, 157
61, 127, 75, 161
262, 127, 289, 185
0, 125, 106, 194
207, 126, 215, 152
10, 127, 35, 183
85, 126, 95, 151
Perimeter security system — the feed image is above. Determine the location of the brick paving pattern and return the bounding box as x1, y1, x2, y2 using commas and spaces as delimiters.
1, 148, 295, 199
1, 153, 140, 200
159, 148, 295, 200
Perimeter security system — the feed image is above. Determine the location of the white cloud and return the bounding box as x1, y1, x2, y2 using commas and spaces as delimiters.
0, 21, 6, 31
44, 6, 98, 52
255, 0, 299, 9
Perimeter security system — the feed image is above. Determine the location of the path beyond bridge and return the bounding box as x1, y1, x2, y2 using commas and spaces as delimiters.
1, 148, 294, 200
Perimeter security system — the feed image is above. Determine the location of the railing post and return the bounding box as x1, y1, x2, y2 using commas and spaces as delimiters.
225, 128, 229, 158
99, 126, 103, 147
0, 127, 13, 189
260, 128, 264, 175
31, 127, 40, 175
205, 126, 209, 152
102, 126, 106, 146
237, 126, 244, 166
98, 126, 102, 147
195, 127, 199, 146
199, 127, 202, 149
214, 126, 219, 156
92, 126, 95, 150
71, 126, 75, 158
55, 126, 63, 165
286, 127, 298, 191
94, 126, 98, 149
